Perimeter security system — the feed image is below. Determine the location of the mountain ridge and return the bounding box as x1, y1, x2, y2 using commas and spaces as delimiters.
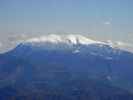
21, 34, 132, 53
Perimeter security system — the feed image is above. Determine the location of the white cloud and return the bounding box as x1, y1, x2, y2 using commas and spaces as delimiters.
103, 18, 112, 25
106, 40, 133, 52
115, 41, 133, 48
116, 42, 133, 52
104, 21, 111, 25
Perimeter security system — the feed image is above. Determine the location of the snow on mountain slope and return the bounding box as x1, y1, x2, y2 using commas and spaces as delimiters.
25, 34, 104, 45
21, 34, 132, 53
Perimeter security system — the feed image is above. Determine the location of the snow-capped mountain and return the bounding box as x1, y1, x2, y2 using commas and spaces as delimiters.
10, 34, 131, 61
20, 34, 132, 52
25, 34, 103, 45
0, 34, 133, 99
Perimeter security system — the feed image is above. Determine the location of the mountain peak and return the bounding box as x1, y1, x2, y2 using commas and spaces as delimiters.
25, 34, 103, 45
7, 34, 131, 53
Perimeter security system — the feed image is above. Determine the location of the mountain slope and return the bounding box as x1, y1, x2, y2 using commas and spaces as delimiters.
0, 34, 133, 99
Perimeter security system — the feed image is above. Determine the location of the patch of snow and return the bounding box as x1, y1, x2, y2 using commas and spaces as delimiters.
73, 49, 80, 54
25, 34, 103, 45
23, 34, 133, 53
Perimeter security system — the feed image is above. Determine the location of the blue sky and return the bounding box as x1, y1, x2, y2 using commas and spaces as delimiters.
0, 0, 133, 42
